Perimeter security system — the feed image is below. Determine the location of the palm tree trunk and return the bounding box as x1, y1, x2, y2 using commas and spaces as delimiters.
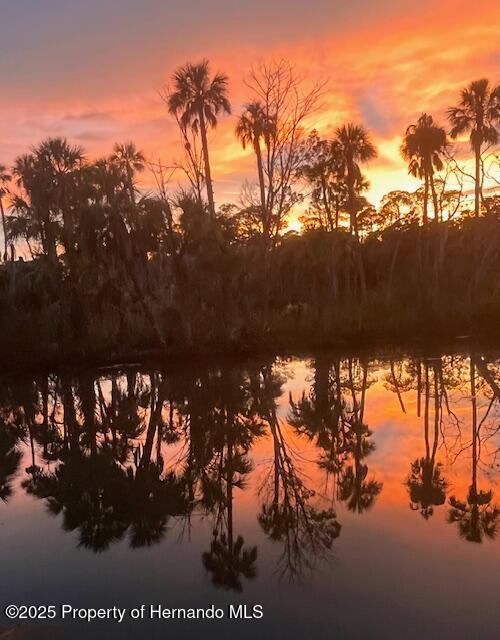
429, 168, 439, 224
347, 160, 357, 237
226, 411, 234, 553
474, 145, 481, 217
42, 210, 58, 260
432, 364, 439, 459
198, 109, 216, 219
424, 362, 430, 459
81, 376, 97, 456
62, 376, 79, 454
423, 172, 429, 225
0, 197, 8, 261
254, 140, 267, 234
273, 437, 280, 509
127, 167, 136, 207
470, 354, 477, 495
320, 175, 333, 231
417, 358, 422, 418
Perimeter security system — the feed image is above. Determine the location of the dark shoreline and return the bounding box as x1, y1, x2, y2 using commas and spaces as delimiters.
3, 330, 500, 381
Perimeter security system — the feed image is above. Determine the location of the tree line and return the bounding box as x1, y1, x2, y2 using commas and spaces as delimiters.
0, 62, 499, 366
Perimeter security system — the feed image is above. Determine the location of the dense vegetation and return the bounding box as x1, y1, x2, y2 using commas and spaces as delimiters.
0, 64, 499, 368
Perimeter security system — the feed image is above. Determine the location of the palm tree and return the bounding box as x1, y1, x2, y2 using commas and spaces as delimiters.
13, 153, 57, 259
12, 138, 84, 257
38, 137, 84, 251
110, 142, 145, 205
167, 60, 231, 219
401, 113, 447, 224
0, 164, 11, 261
334, 124, 377, 237
235, 101, 273, 234
447, 79, 500, 217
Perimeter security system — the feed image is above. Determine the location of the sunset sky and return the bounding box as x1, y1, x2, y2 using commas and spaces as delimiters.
1, 0, 499, 218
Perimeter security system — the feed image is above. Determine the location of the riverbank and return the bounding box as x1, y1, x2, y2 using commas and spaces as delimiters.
1, 219, 499, 375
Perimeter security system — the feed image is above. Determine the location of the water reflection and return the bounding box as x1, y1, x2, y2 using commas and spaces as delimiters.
1, 353, 499, 592
447, 356, 500, 542
405, 359, 448, 519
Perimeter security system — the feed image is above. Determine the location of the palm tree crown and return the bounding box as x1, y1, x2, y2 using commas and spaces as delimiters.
235, 101, 273, 150
401, 113, 447, 223
401, 114, 447, 178
334, 124, 377, 236
335, 124, 377, 165
111, 142, 146, 175
447, 79, 500, 216
167, 59, 231, 132
447, 78, 500, 150
110, 142, 146, 204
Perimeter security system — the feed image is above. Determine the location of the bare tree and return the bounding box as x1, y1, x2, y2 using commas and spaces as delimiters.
244, 60, 324, 243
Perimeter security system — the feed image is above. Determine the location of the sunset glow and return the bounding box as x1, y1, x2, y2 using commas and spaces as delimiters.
1, 0, 498, 218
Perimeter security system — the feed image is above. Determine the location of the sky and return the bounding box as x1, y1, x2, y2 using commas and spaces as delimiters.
1, 0, 499, 217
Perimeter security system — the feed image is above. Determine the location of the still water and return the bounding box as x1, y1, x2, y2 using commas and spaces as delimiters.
1, 353, 499, 639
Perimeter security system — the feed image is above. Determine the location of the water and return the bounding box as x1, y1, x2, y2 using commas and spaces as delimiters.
1, 354, 499, 639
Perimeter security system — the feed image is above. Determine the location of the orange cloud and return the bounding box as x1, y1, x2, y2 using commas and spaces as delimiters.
0, 0, 498, 215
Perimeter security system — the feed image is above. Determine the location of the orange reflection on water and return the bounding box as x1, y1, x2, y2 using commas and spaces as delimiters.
2, 353, 499, 571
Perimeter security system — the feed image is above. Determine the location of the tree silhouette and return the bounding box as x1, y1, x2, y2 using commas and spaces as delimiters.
202, 532, 257, 592
290, 357, 351, 476
19, 369, 190, 552
124, 464, 189, 548
23, 452, 130, 552
300, 132, 349, 231
334, 124, 377, 237
401, 113, 447, 224
167, 60, 231, 219
338, 420, 382, 513
448, 79, 500, 217
243, 60, 323, 242
0, 164, 12, 261
406, 361, 448, 519
235, 101, 274, 228
197, 369, 261, 590
337, 359, 383, 513
8, 137, 90, 269
407, 458, 447, 519
110, 142, 145, 206
447, 356, 500, 542
257, 364, 342, 577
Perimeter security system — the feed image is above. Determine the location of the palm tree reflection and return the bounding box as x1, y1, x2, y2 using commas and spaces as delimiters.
0, 353, 499, 580
290, 357, 382, 516
0, 419, 22, 502
447, 356, 500, 543
406, 360, 448, 519
260, 364, 342, 578
196, 368, 261, 591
